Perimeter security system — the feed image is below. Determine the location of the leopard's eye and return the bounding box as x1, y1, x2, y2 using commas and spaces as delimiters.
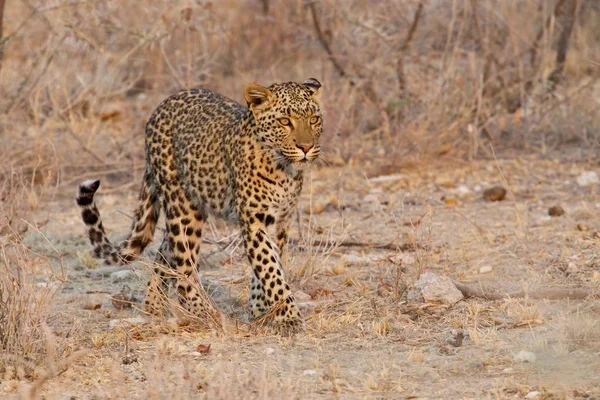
278, 117, 292, 127
309, 116, 321, 125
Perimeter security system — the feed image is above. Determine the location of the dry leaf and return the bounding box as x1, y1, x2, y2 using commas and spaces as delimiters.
442, 196, 458, 206
99, 110, 121, 121
309, 287, 333, 299
196, 344, 211, 354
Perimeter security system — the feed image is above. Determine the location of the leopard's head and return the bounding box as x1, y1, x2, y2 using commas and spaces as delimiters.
244, 78, 323, 167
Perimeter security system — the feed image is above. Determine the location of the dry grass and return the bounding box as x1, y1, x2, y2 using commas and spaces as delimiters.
1, 0, 599, 184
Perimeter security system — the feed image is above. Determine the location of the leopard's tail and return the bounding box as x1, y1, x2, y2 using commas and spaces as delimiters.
76, 171, 161, 264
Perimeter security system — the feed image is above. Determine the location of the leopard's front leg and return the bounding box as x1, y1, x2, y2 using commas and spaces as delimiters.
241, 217, 303, 333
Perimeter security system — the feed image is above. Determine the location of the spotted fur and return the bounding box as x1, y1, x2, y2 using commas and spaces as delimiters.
76, 79, 324, 332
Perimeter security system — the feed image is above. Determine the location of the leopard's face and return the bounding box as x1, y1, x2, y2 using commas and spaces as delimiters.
245, 79, 323, 167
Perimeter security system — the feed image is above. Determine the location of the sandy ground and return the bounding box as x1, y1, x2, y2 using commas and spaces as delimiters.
3, 156, 600, 399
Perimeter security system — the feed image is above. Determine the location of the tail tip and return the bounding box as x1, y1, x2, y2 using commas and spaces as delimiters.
76, 179, 101, 206
80, 179, 101, 193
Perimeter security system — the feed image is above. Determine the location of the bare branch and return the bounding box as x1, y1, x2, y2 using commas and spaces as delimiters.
397, 1, 425, 93
0, 0, 5, 71
548, 0, 579, 85
307, 1, 351, 83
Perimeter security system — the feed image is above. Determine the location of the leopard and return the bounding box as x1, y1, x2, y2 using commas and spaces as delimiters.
76, 78, 324, 333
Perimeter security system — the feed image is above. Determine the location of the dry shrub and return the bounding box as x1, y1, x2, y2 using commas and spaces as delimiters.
0, 171, 65, 379
562, 312, 600, 351
1, 0, 599, 189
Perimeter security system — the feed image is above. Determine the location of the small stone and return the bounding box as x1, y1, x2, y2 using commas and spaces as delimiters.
293, 290, 312, 302
455, 185, 470, 196
109, 317, 147, 329
110, 285, 134, 310
479, 265, 493, 274
576, 171, 599, 187
525, 391, 540, 399
82, 302, 102, 310
502, 367, 513, 374
513, 350, 536, 363
576, 223, 590, 231
447, 329, 466, 347
263, 347, 275, 355
483, 186, 507, 202
414, 272, 464, 305
111, 270, 135, 282
111, 293, 133, 309
548, 205, 565, 217
302, 369, 318, 377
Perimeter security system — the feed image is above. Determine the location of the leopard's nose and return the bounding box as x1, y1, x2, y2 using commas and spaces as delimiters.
296, 143, 313, 154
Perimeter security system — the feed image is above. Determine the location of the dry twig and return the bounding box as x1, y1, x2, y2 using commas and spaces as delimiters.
397, 1, 425, 93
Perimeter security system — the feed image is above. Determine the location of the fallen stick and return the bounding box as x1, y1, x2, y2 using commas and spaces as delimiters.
453, 281, 599, 301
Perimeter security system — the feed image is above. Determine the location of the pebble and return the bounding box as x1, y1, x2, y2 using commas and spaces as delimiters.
455, 184, 470, 196
513, 350, 536, 363
576, 171, 599, 187
263, 347, 275, 355
111, 270, 136, 282
482, 186, 507, 202
479, 265, 493, 274
525, 391, 540, 399
303, 369, 318, 377
293, 290, 312, 302
548, 205, 565, 217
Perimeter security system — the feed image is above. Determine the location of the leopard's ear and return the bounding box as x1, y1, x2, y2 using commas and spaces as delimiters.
303, 78, 322, 99
244, 83, 273, 110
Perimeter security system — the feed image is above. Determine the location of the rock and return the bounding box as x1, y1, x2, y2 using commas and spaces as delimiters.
447, 329, 466, 347
502, 368, 513, 374
455, 184, 470, 196
414, 272, 464, 305
82, 302, 102, 311
548, 205, 565, 217
406, 287, 424, 303
263, 347, 275, 355
109, 317, 147, 329
483, 186, 507, 202
479, 265, 493, 274
303, 369, 318, 377
576, 171, 599, 187
576, 223, 590, 231
525, 391, 540, 399
293, 290, 312, 302
111, 285, 134, 309
513, 350, 536, 363
111, 270, 136, 282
